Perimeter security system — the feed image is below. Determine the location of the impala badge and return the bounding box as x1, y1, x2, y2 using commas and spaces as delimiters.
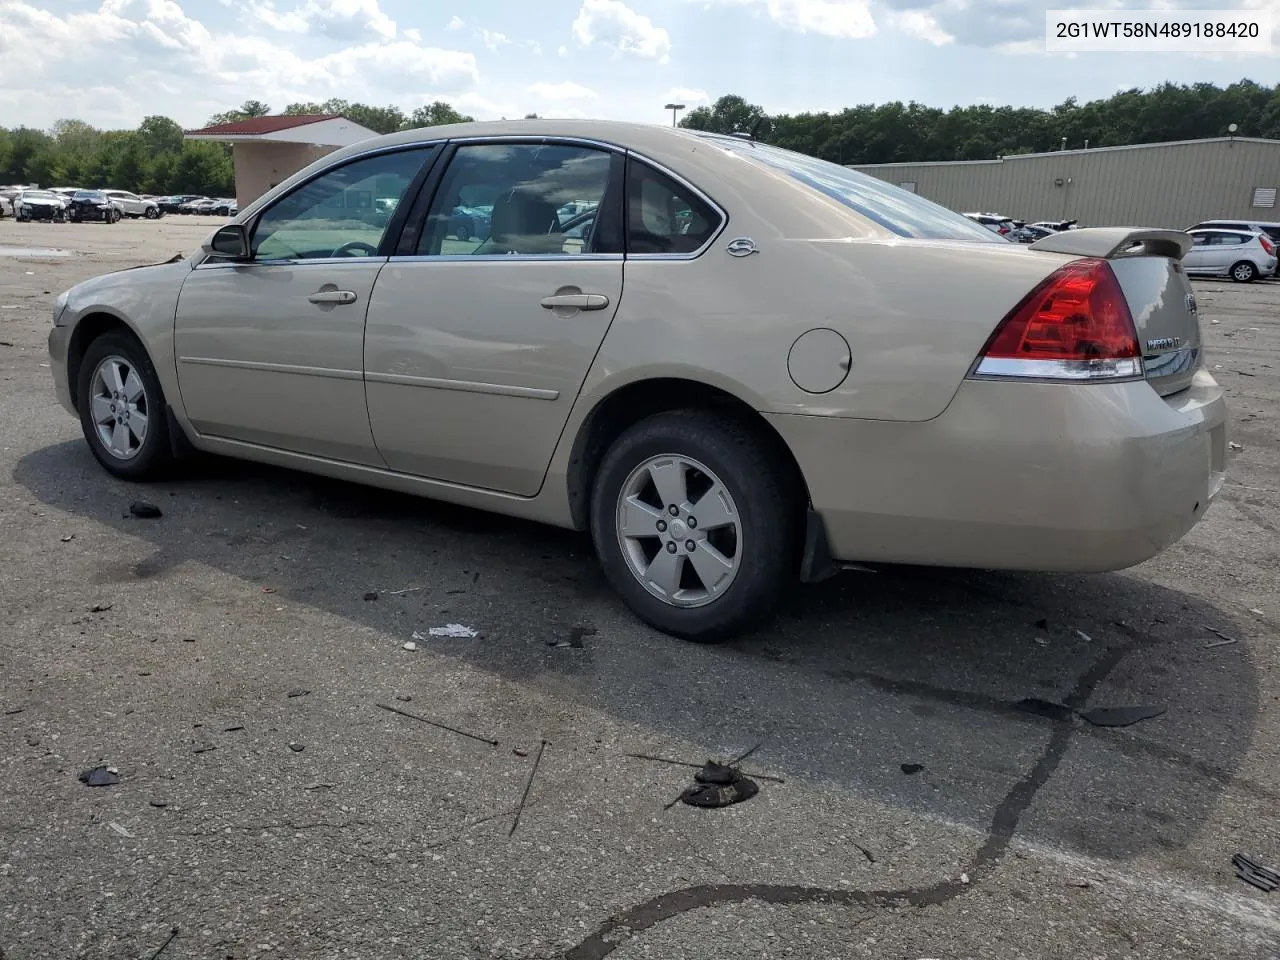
726, 237, 758, 257
1146, 336, 1182, 352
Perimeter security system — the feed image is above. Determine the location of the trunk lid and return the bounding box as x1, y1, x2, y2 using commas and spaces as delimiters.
1030, 228, 1202, 397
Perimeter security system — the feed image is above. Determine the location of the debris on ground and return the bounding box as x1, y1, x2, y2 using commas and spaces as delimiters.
960, 873, 970, 884
1229, 441, 1244, 452
193, 744, 216, 754
78, 766, 119, 787
548, 624, 596, 648
148, 926, 180, 960
410, 631, 426, 642
60, 534, 75, 542
900, 763, 925, 775
678, 760, 760, 808
1014, 698, 1075, 723
3, 707, 23, 716
403, 641, 418, 651
394, 694, 412, 702
375, 702, 499, 746
223, 725, 245, 732
428, 623, 479, 638
363, 591, 379, 601
260, 586, 276, 594
510, 740, 548, 836
288, 742, 305, 753
624, 751, 787, 784
287, 688, 310, 698
1232, 853, 1279, 892
1205, 637, 1239, 649
89, 602, 113, 613
513, 747, 529, 757
1078, 706, 1166, 728
1076, 630, 1092, 642
303, 783, 335, 791
1205, 626, 1239, 644
148, 800, 168, 808
387, 585, 424, 596
129, 501, 163, 519
107, 821, 133, 838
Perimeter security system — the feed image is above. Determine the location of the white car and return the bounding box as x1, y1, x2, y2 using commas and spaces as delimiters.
103, 190, 161, 219
1183, 228, 1276, 282
0, 194, 12, 218
962, 212, 1015, 237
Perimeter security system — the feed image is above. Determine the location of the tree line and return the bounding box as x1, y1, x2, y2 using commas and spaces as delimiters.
0, 98, 475, 196
681, 80, 1280, 165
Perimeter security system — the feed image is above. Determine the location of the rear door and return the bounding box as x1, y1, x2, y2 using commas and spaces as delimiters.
363, 139, 625, 496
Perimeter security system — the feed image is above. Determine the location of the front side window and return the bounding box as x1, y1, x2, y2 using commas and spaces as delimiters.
251, 147, 434, 261
712, 136, 1002, 242
417, 143, 614, 256
627, 161, 722, 255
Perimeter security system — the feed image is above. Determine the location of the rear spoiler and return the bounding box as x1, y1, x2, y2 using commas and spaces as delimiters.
1028, 227, 1191, 261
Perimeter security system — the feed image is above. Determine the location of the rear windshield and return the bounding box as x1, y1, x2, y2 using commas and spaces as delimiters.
75, 191, 105, 200
710, 137, 1002, 242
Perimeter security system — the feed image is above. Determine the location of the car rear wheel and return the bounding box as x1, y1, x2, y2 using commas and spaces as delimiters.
1231, 260, 1258, 283
590, 410, 801, 642
77, 332, 173, 481
145, 207, 159, 219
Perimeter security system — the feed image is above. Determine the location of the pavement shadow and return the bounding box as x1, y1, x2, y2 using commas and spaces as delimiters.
14, 440, 1262, 864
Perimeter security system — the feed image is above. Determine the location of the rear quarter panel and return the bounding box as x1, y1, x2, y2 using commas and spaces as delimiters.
583, 237, 1073, 423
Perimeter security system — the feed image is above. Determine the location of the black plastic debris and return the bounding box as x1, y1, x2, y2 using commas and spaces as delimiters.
89, 602, 113, 613
1078, 706, 1166, 728
363, 591, 379, 601
79, 766, 119, 787
129, 501, 163, 519
1035, 618, 1049, 631
288, 742, 305, 752
287, 688, 310, 699
900, 763, 924, 775
1014, 698, 1075, 723
1233, 853, 1279, 892
680, 761, 759, 808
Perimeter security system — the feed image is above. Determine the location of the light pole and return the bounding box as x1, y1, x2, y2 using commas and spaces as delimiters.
664, 102, 686, 127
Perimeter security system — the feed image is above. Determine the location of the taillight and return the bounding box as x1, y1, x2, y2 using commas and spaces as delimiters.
971, 258, 1143, 381
1260, 234, 1275, 255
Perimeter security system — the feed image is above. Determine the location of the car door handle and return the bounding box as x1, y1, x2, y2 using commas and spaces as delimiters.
540, 293, 610, 311
309, 290, 357, 305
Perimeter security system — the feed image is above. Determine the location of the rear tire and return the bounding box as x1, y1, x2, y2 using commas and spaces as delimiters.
1231, 260, 1257, 283
77, 331, 173, 481
589, 409, 801, 642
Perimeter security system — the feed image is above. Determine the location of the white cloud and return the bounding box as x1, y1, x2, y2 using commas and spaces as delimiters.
528, 81, 598, 99
403, 26, 420, 41
0, 0, 478, 128
886, 8, 951, 45
572, 0, 671, 62
693, 0, 875, 39
481, 28, 509, 50
249, 0, 397, 41
557, 44, 569, 56
447, 14, 464, 29
664, 86, 710, 104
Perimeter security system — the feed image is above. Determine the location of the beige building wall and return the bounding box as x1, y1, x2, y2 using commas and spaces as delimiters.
232, 142, 336, 207
851, 139, 1280, 229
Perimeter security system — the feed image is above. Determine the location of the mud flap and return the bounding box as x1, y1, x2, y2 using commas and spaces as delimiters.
799, 508, 840, 583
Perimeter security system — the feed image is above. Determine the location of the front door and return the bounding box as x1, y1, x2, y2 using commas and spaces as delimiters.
364, 141, 623, 496
173, 146, 436, 465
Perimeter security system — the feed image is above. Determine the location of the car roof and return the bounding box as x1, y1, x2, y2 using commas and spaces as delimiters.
1188, 227, 1259, 237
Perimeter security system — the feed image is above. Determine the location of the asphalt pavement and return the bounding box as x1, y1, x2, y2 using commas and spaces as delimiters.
1, 218, 1278, 959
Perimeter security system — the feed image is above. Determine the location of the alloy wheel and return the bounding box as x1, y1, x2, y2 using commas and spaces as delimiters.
89, 355, 150, 460
615, 454, 742, 608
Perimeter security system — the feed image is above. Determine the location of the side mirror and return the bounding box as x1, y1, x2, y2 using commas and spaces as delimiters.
206, 224, 249, 260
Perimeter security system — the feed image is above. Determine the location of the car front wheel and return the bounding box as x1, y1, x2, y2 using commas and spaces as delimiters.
77, 332, 173, 480
590, 410, 801, 642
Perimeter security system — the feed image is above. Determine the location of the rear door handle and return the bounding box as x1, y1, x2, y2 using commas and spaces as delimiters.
540, 293, 610, 311
309, 290, 357, 305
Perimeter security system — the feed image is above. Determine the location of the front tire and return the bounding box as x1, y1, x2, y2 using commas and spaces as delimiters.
77, 331, 173, 480
1231, 260, 1258, 283
590, 410, 801, 642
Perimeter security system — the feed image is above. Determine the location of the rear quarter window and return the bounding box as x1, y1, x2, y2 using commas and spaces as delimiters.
714, 138, 1002, 242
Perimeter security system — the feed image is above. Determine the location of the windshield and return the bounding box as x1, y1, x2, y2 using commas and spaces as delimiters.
709, 137, 1002, 242
74, 191, 105, 200
25, 190, 57, 200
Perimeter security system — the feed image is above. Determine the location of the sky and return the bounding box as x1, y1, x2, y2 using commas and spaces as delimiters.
1, 0, 1279, 131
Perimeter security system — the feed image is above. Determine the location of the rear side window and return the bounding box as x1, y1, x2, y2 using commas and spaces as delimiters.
627, 160, 722, 255
717, 138, 1001, 242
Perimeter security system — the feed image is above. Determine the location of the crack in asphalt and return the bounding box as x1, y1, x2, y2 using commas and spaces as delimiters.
562, 625, 1161, 959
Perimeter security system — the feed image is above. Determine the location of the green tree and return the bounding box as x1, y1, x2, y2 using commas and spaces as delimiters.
406, 101, 473, 127
206, 99, 271, 126
136, 115, 185, 155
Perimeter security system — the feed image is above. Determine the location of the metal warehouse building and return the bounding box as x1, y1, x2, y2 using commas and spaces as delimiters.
850, 136, 1280, 229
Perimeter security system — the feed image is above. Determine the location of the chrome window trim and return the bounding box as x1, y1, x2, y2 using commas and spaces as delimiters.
365, 371, 559, 400
386, 253, 623, 264
195, 256, 391, 270
624, 150, 728, 261
446, 135, 625, 155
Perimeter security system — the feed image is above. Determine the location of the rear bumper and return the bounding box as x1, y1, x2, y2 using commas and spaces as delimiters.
769, 370, 1227, 573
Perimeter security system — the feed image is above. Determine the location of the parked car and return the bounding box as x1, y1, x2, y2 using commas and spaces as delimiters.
66, 190, 121, 223
14, 189, 67, 222
46, 120, 1226, 641
1007, 224, 1057, 244
160, 195, 201, 214
1028, 219, 1079, 232
103, 189, 161, 219
0, 194, 12, 218
212, 198, 238, 217
449, 204, 492, 241
962, 212, 1016, 236
1187, 218, 1280, 244
1183, 228, 1276, 282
